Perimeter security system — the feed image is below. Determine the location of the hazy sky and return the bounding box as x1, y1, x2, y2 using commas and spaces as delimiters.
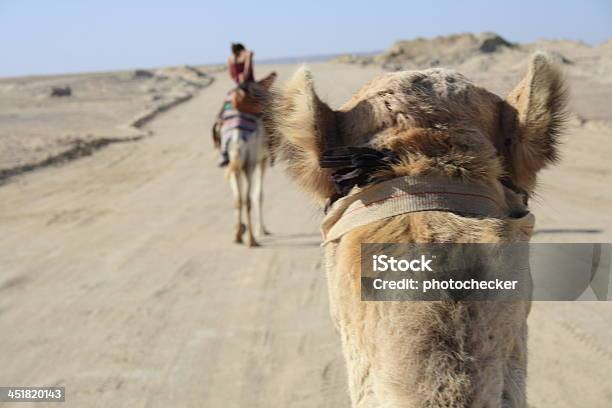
1, 0, 611, 77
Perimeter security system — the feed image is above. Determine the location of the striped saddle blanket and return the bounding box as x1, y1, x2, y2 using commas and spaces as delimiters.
220, 99, 259, 139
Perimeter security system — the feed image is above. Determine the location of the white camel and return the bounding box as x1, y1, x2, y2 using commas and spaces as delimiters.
213, 76, 275, 246
225, 121, 269, 247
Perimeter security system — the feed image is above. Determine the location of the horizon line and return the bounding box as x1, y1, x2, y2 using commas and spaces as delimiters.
2, 32, 609, 79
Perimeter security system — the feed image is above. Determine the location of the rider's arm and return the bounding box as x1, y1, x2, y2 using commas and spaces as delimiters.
243, 51, 253, 82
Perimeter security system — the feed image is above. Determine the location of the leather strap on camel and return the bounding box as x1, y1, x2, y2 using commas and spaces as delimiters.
321, 176, 532, 244
319, 146, 532, 244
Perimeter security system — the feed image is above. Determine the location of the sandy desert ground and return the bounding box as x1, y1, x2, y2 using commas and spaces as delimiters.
0, 65, 214, 181
0, 35, 611, 407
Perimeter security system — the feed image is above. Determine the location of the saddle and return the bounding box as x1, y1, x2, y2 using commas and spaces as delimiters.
231, 72, 277, 114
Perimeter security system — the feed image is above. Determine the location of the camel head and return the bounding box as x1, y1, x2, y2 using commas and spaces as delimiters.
265, 54, 567, 406
266, 53, 567, 208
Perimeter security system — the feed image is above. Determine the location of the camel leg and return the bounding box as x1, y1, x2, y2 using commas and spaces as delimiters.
229, 171, 245, 244
244, 169, 259, 247
253, 159, 270, 237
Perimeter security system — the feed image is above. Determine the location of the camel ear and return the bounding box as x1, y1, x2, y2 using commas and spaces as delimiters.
503, 52, 568, 192
265, 67, 339, 203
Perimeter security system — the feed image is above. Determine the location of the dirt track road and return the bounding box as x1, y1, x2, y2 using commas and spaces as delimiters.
1, 63, 611, 407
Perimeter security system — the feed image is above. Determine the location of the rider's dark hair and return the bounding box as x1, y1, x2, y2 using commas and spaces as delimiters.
231, 43, 245, 56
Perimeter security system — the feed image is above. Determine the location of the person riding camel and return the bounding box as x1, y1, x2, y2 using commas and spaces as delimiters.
228, 42, 254, 85
216, 43, 276, 167
217, 43, 256, 167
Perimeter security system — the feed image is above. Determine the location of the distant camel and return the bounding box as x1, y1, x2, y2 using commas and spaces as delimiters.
266, 53, 566, 406
213, 74, 276, 246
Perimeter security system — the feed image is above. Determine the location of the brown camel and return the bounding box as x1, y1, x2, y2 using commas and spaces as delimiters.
265, 53, 567, 407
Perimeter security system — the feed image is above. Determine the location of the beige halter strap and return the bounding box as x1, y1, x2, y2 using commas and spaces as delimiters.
321, 176, 528, 245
